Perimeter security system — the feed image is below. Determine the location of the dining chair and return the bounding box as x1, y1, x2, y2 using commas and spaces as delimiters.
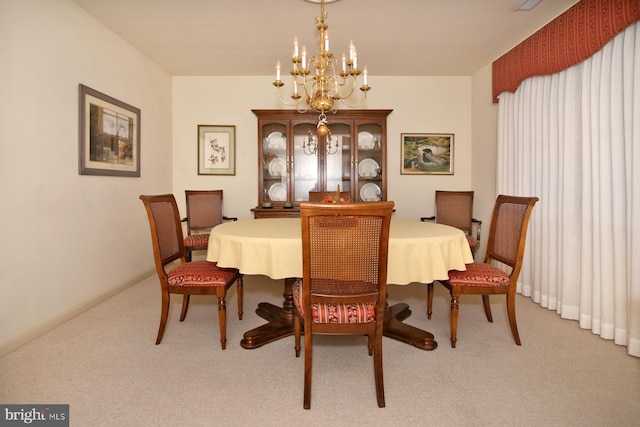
293, 201, 394, 409
420, 190, 482, 258
428, 195, 538, 348
183, 190, 237, 261
140, 194, 243, 349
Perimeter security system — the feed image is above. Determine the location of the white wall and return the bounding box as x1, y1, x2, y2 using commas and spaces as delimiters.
0, 0, 173, 353
172, 75, 474, 221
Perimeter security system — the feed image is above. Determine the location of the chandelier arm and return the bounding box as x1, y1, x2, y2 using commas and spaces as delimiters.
335, 91, 369, 109
274, 86, 311, 113
300, 81, 317, 113
332, 76, 358, 100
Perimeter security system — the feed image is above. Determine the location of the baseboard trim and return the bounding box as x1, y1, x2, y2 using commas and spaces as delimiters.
0, 271, 155, 358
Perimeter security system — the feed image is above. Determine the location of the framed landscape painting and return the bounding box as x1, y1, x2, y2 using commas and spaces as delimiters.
78, 84, 140, 177
198, 125, 236, 175
401, 133, 454, 175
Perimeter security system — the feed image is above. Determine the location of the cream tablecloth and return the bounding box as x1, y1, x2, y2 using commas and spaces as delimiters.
207, 218, 473, 285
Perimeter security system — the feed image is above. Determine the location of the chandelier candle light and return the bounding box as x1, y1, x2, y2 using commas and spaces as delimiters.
273, 0, 370, 136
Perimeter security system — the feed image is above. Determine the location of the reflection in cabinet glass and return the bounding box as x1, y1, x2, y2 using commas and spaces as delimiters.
252, 109, 392, 218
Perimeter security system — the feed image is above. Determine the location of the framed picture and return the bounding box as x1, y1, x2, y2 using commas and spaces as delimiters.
78, 84, 140, 177
198, 125, 236, 175
401, 133, 454, 175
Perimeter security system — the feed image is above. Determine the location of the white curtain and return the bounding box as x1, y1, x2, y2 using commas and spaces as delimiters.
497, 21, 640, 357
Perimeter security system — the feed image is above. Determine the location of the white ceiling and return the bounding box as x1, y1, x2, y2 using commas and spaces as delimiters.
71, 0, 579, 77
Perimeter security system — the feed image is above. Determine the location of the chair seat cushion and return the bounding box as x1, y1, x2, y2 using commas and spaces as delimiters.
184, 234, 209, 249
293, 279, 375, 323
168, 261, 237, 287
447, 262, 510, 287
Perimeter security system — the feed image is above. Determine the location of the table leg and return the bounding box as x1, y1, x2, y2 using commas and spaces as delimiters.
240, 278, 296, 349
384, 303, 438, 351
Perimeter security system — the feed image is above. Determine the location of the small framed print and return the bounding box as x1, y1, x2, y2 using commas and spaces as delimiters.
198, 125, 236, 175
401, 133, 454, 175
79, 84, 140, 177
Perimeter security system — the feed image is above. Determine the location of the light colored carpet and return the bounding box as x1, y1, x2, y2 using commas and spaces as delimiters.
1, 274, 638, 426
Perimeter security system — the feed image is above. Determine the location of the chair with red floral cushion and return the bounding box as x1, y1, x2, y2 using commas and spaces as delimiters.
420, 190, 482, 258
428, 195, 538, 348
293, 201, 394, 409
140, 194, 242, 349
183, 190, 237, 261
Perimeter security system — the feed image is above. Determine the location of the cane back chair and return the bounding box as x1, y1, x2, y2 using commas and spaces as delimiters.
421, 190, 482, 258
140, 194, 243, 349
183, 190, 237, 261
428, 195, 538, 348
294, 201, 394, 409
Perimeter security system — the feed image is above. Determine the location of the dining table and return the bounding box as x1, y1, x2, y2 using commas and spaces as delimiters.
206, 217, 473, 351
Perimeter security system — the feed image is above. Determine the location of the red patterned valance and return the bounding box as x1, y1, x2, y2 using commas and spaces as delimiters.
492, 0, 640, 102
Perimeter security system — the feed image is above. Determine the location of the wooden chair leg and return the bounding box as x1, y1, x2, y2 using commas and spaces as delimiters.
217, 294, 227, 350
179, 295, 190, 321
482, 294, 493, 322
237, 276, 244, 320
427, 282, 434, 319
368, 333, 374, 356
294, 315, 301, 357
373, 326, 385, 408
303, 323, 313, 410
156, 292, 170, 345
450, 293, 459, 348
506, 292, 521, 345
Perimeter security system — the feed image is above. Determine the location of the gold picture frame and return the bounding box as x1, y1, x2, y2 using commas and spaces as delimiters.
401, 133, 454, 175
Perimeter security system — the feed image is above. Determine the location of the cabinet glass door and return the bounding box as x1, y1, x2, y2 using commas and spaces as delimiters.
326, 122, 352, 196
356, 123, 383, 202
292, 122, 319, 202
262, 123, 288, 204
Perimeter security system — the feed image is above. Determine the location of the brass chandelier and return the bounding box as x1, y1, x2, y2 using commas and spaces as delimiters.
273, 0, 370, 136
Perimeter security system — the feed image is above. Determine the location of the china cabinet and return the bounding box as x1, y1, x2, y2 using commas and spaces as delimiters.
251, 109, 392, 218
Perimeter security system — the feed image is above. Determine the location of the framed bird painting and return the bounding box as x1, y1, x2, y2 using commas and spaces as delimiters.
197, 125, 236, 175
401, 133, 454, 175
